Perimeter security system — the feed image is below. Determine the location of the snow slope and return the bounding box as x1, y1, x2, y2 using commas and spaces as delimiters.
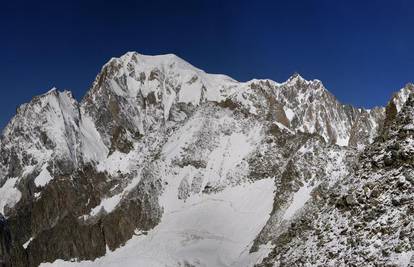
0, 177, 21, 214
41, 179, 275, 267
282, 181, 316, 221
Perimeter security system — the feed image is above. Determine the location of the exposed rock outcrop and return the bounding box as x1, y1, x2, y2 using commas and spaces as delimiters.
0, 214, 11, 267
258, 94, 414, 266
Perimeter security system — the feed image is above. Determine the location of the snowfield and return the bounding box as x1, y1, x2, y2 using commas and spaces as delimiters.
40, 178, 275, 267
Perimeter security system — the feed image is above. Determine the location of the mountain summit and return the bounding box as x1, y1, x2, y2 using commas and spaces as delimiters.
0, 52, 413, 267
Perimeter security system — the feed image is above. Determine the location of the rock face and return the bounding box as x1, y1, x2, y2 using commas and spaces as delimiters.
0, 214, 11, 267
0, 52, 413, 267
233, 75, 385, 147
258, 94, 414, 266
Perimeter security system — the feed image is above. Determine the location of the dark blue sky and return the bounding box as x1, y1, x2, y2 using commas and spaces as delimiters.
1, 0, 414, 129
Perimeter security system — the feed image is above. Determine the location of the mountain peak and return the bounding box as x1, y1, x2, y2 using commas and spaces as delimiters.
85, 51, 238, 107
286, 72, 306, 84
104, 51, 200, 74
283, 72, 323, 88
391, 84, 414, 112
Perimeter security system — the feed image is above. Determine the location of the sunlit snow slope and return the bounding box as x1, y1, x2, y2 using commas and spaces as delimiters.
42, 179, 275, 267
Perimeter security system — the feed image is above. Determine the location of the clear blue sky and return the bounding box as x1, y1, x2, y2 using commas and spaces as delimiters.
1, 0, 414, 130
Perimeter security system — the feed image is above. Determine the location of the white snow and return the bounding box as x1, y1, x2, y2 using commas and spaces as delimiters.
89, 195, 122, 216
4, 52, 394, 266
178, 76, 203, 105
204, 130, 261, 186
393, 86, 413, 112
1, 89, 81, 173
34, 165, 53, 187
23, 237, 33, 249
0, 177, 22, 215
390, 251, 413, 267
336, 137, 349, 147
403, 124, 414, 131
40, 90, 79, 164
162, 114, 204, 162
284, 107, 295, 121
87, 170, 143, 218
282, 181, 316, 221
283, 74, 310, 86
99, 52, 239, 119
325, 150, 349, 186
79, 113, 108, 163
96, 150, 135, 176
274, 122, 294, 134
40, 178, 275, 267
233, 242, 275, 267
162, 89, 177, 121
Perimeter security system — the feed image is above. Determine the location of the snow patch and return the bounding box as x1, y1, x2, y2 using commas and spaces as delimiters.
336, 137, 349, 147
274, 122, 294, 134
97, 150, 135, 176
34, 165, 53, 187
89, 195, 122, 216
23, 237, 33, 249
87, 170, 143, 218
284, 107, 295, 121
282, 181, 316, 221
0, 177, 21, 215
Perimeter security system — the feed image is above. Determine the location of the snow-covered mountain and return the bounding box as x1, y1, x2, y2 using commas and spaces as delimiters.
258, 93, 414, 267
0, 52, 413, 267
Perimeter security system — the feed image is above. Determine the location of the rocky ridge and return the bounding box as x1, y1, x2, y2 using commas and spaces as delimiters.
258, 93, 414, 267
